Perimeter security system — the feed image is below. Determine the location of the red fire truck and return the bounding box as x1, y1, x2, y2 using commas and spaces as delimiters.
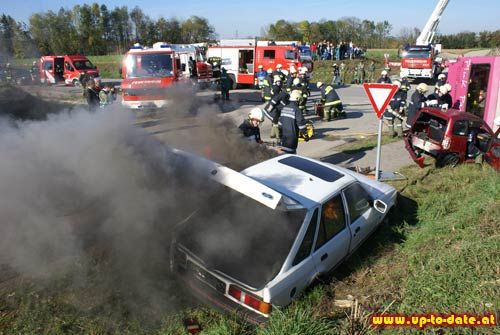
120, 42, 180, 109
170, 44, 213, 86
39, 55, 99, 86
206, 39, 308, 88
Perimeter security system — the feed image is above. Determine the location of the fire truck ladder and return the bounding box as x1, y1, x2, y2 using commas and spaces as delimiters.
415, 0, 450, 46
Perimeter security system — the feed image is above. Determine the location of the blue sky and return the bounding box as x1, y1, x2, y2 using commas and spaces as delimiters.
2, 0, 499, 38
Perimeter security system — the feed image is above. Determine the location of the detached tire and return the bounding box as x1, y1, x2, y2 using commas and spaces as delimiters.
435, 153, 459, 168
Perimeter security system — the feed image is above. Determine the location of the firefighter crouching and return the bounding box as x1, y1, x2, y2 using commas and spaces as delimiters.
291, 77, 309, 115
239, 107, 264, 143
383, 80, 405, 138
317, 82, 345, 121
279, 90, 308, 154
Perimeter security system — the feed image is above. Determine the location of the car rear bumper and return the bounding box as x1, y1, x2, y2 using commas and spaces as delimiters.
174, 270, 268, 325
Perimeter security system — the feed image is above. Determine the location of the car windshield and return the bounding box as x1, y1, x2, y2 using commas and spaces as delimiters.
125, 53, 173, 78
177, 185, 306, 288
73, 60, 95, 70
404, 49, 431, 59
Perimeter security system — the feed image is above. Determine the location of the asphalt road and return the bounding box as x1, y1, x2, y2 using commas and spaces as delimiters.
21, 82, 415, 173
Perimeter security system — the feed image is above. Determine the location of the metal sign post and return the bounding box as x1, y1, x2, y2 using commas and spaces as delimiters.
362, 83, 399, 181
375, 118, 383, 180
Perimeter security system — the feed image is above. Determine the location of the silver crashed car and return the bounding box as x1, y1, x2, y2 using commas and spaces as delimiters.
170, 153, 397, 323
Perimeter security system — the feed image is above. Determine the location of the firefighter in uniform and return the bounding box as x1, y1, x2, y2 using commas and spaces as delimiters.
406, 82, 429, 128
352, 65, 360, 84
4, 63, 13, 83
383, 80, 405, 137
366, 61, 376, 83
331, 63, 340, 86
239, 107, 264, 143
285, 66, 297, 93
30, 61, 38, 83
254, 64, 266, 89
264, 77, 289, 139
86, 78, 101, 111
358, 61, 365, 83
317, 81, 345, 121
220, 67, 232, 101
262, 68, 273, 102
339, 62, 346, 86
291, 77, 308, 115
435, 73, 446, 89
436, 85, 452, 110
377, 70, 392, 84
279, 90, 308, 154
273, 64, 286, 83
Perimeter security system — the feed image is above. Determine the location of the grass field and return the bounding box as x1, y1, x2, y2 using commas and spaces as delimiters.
1, 158, 498, 334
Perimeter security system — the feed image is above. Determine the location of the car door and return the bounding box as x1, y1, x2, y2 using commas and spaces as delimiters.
343, 182, 381, 253
270, 208, 319, 306
311, 194, 350, 274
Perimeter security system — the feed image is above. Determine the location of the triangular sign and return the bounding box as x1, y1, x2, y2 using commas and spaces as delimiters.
362, 83, 399, 119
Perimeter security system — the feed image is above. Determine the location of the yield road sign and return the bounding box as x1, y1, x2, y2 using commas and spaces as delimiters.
362, 83, 398, 119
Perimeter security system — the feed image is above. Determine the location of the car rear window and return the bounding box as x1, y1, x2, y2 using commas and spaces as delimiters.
278, 156, 344, 182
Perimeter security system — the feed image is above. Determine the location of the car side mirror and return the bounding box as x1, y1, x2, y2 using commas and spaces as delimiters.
373, 199, 387, 214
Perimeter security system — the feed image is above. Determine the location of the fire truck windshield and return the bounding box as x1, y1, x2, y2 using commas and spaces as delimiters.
403, 49, 431, 59
73, 60, 95, 70
125, 53, 173, 78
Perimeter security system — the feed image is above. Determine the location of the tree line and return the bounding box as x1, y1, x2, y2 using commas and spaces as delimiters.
1, 7, 499, 59
0, 4, 216, 58
264, 18, 500, 50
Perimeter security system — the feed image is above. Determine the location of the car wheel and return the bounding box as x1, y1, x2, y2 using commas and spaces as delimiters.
229, 74, 237, 90
73, 79, 81, 87
435, 153, 459, 168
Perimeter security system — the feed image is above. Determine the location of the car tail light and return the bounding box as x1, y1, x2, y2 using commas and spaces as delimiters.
442, 136, 451, 150
228, 285, 271, 314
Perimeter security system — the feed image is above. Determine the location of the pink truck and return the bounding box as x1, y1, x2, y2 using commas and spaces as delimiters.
446, 56, 500, 132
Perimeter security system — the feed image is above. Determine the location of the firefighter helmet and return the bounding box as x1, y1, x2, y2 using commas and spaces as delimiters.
300, 66, 308, 73
381, 70, 388, 76
444, 83, 452, 92
248, 107, 264, 122
439, 85, 448, 95
316, 81, 324, 88
293, 78, 301, 86
289, 66, 297, 73
273, 75, 282, 83
289, 90, 302, 101
281, 69, 289, 76
276, 63, 283, 69
332, 63, 338, 67
417, 83, 428, 93
393, 80, 401, 88
267, 68, 273, 74
32, 61, 37, 65
438, 73, 446, 80
258, 64, 263, 69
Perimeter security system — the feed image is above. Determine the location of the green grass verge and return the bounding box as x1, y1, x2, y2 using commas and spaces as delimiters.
332, 134, 401, 154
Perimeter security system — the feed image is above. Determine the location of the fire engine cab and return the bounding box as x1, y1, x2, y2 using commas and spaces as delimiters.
207, 39, 307, 89
39, 55, 99, 86
170, 44, 213, 85
121, 42, 180, 109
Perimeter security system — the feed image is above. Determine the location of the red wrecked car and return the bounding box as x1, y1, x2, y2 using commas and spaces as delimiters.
404, 108, 500, 170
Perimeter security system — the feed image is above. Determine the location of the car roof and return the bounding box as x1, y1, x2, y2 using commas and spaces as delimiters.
241, 155, 356, 206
